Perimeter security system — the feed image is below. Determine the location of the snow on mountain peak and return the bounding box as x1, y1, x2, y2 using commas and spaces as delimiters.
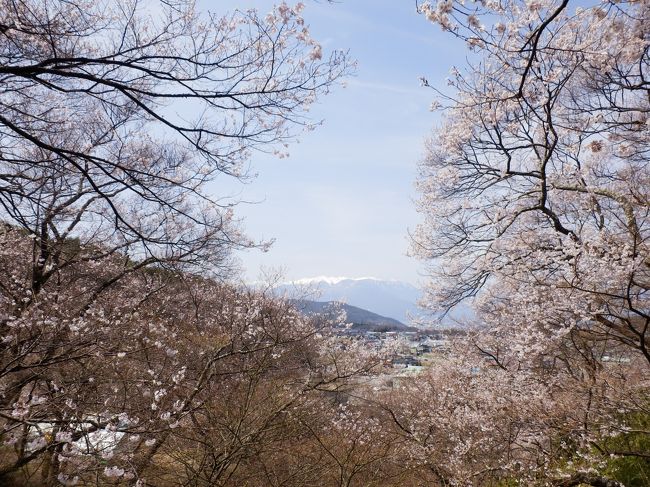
290, 276, 384, 286
275, 276, 422, 324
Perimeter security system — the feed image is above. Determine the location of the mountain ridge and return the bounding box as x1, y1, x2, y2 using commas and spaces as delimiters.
276, 276, 422, 324
291, 299, 416, 332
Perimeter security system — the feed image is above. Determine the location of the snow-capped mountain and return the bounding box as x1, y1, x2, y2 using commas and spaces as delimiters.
275, 276, 475, 326
277, 277, 423, 324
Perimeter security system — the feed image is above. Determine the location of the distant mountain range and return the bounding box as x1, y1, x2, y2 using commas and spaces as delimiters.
276, 277, 421, 324
291, 299, 415, 332
275, 276, 474, 327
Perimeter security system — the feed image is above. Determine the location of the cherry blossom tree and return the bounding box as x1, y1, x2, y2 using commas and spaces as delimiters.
411, 0, 650, 484
0, 1, 363, 485
413, 0, 649, 361
0, 0, 349, 302
378, 332, 649, 486
0, 225, 394, 486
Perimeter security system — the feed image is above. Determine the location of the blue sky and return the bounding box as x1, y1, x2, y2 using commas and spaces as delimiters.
205, 1, 463, 285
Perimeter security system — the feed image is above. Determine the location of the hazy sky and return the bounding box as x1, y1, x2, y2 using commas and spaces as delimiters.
204, 1, 463, 285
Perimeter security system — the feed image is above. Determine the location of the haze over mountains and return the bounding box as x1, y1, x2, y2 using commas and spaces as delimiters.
275, 276, 474, 327
276, 277, 422, 324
